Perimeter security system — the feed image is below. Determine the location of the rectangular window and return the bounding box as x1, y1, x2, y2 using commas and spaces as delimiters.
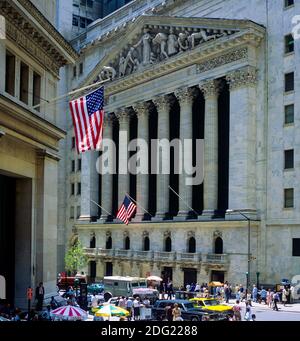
284, 0, 294, 8
78, 159, 82, 171
284, 149, 294, 169
285, 104, 294, 124
292, 238, 300, 256
32, 72, 41, 110
285, 34, 294, 54
87, 0, 93, 8
72, 137, 76, 149
77, 182, 81, 195
284, 188, 294, 208
71, 160, 75, 172
71, 183, 75, 196
72, 15, 79, 26
20, 62, 29, 104
70, 206, 74, 219
80, 0, 87, 5
86, 18, 93, 26
79, 62, 83, 75
77, 206, 81, 219
5, 51, 15, 96
80, 17, 86, 29
285, 72, 294, 92
73, 66, 77, 78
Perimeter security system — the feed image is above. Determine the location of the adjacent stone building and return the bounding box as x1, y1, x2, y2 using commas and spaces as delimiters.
60, 0, 300, 288
0, 0, 77, 307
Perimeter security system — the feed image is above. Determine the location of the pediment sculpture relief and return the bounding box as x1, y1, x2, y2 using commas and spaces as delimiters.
97, 25, 237, 82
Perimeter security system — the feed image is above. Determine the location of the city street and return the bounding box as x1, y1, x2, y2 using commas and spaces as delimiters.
231, 301, 300, 321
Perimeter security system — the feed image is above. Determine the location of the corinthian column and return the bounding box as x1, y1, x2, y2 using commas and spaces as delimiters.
133, 101, 150, 221
98, 113, 115, 222
226, 66, 257, 219
152, 95, 171, 221
175, 87, 195, 219
116, 108, 131, 209
199, 79, 219, 218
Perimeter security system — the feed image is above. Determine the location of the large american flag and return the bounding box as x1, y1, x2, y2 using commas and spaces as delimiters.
69, 87, 104, 153
116, 195, 137, 225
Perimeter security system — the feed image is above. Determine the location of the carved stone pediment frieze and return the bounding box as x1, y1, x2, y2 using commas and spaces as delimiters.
79, 16, 265, 97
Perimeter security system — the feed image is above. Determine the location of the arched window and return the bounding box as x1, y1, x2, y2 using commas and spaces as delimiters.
90, 236, 96, 248
143, 236, 150, 251
165, 236, 172, 252
106, 236, 112, 249
188, 237, 196, 253
125, 236, 130, 250
214, 237, 223, 254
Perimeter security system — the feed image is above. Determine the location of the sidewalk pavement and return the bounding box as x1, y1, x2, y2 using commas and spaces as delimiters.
228, 299, 300, 313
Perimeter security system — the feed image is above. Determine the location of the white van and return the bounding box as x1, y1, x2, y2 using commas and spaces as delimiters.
291, 275, 300, 300
103, 276, 158, 301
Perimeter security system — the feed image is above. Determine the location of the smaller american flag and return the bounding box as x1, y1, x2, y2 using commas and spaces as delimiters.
116, 195, 137, 225
69, 87, 104, 154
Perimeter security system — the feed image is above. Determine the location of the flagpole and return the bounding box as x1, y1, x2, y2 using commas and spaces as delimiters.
125, 193, 153, 217
32, 78, 111, 110
168, 185, 198, 215
90, 200, 113, 217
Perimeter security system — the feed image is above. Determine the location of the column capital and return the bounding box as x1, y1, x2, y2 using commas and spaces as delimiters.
226, 66, 257, 90
175, 87, 195, 105
199, 79, 220, 98
115, 107, 131, 123
152, 94, 172, 112
103, 112, 115, 127
132, 101, 151, 118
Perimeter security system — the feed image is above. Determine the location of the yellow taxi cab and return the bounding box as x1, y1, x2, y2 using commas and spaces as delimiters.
189, 297, 233, 315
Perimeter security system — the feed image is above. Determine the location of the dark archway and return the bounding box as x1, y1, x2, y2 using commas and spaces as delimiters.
214, 237, 223, 254
188, 237, 196, 253
106, 236, 112, 249
90, 236, 96, 248
144, 236, 150, 251
165, 236, 172, 252
125, 236, 130, 250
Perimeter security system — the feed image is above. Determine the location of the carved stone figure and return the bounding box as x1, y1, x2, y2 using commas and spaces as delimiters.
188, 29, 217, 49
123, 47, 136, 74
134, 28, 152, 65
153, 32, 168, 60
99, 65, 116, 81
167, 27, 178, 56
178, 32, 189, 51
149, 52, 157, 64
118, 52, 126, 77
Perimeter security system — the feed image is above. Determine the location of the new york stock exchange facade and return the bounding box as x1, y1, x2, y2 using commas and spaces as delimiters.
66, 0, 300, 288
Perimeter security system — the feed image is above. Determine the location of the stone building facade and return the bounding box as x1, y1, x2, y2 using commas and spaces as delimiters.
60, 0, 300, 288
0, 0, 77, 307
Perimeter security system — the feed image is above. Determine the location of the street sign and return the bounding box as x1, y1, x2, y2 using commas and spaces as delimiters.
27, 287, 33, 300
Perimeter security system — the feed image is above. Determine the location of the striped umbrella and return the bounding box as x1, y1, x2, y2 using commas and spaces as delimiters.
50, 305, 88, 321
95, 304, 129, 317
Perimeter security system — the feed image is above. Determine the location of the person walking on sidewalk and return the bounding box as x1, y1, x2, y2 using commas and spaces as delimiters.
282, 287, 288, 307
273, 292, 279, 311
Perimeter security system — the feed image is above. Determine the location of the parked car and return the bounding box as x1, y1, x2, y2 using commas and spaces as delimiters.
189, 298, 233, 317
151, 299, 225, 321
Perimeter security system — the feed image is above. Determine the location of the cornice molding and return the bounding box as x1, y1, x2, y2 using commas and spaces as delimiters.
0, 0, 78, 75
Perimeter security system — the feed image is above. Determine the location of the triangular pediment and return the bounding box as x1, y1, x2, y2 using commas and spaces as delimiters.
80, 15, 265, 96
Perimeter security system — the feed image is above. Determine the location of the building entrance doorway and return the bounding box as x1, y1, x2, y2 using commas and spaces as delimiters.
0, 174, 32, 307
183, 268, 197, 288
161, 267, 172, 282
211, 270, 225, 283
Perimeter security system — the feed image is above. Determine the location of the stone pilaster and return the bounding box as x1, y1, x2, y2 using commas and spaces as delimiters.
79, 150, 99, 221
152, 95, 172, 221
199, 80, 219, 218
98, 113, 115, 222
133, 101, 151, 221
226, 66, 257, 219
116, 108, 131, 209
175, 87, 195, 219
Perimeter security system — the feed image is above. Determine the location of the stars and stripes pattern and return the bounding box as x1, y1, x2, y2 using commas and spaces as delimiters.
116, 195, 137, 225
69, 87, 104, 153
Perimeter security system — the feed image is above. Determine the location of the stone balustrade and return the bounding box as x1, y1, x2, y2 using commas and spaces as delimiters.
83, 248, 229, 266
